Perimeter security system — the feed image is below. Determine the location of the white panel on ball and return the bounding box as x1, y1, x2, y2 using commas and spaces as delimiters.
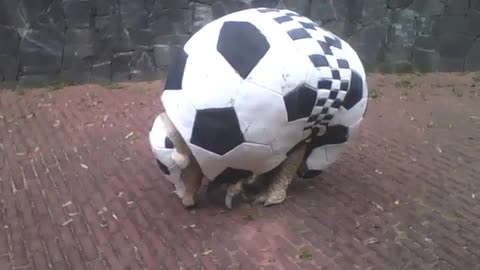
181, 51, 243, 110
161, 91, 198, 142
234, 81, 287, 145
222, 142, 282, 174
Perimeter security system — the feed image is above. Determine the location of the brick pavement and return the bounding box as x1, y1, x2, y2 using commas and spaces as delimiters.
0, 73, 479, 270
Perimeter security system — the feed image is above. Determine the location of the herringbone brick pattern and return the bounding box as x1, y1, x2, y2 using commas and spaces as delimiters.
0, 73, 479, 270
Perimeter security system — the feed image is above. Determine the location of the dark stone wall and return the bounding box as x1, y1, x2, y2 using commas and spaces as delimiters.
1, 0, 480, 88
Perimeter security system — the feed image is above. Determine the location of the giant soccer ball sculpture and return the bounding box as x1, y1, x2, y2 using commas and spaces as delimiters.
149, 8, 368, 208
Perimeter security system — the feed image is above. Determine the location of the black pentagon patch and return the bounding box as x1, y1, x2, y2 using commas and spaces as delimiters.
214, 167, 253, 185
217, 21, 270, 79
164, 137, 174, 149
283, 85, 317, 122
343, 71, 363, 109
190, 107, 244, 155
164, 49, 188, 90
321, 107, 329, 114
156, 160, 170, 175
310, 125, 349, 148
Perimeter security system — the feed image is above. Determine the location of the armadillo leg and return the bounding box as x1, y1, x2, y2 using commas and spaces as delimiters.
263, 143, 307, 206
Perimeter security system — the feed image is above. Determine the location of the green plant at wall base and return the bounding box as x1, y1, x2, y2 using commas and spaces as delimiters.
16, 87, 27, 96
298, 248, 313, 260
395, 79, 413, 88
48, 79, 74, 91
98, 81, 124, 90
472, 72, 480, 83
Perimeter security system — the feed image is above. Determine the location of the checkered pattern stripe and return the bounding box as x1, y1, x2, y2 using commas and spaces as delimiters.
257, 8, 354, 131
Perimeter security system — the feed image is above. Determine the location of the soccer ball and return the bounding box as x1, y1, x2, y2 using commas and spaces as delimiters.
157, 7, 368, 184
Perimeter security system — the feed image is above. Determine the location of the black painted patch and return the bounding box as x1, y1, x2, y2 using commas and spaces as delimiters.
329, 90, 338, 99
325, 36, 342, 49
331, 99, 342, 109
283, 85, 317, 122
310, 125, 349, 148
332, 70, 340, 80
214, 167, 253, 185
164, 49, 188, 90
275, 15, 292, 23
343, 71, 363, 109
217, 21, 270, 79
190, 107, 244, 155
317, 80, 332, 89
323, 114, 333, 121
156, 160, 170, 175
309, 54, 329, 67
299, 21, 317, 30
321, 107, 329, 114
337, 59, 349, 68
318, 41, 333, 55
164, 137, 174, 149
340, 81, 349, 91
287, 28, 311, 40
316, 98, 327, 106
308, 114, 319, 122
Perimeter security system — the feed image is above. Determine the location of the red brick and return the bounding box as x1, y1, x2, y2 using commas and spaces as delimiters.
45, 239, 65, 264
0, 230, 9, 255
79, 235, 98, 261
0, 254, 11, 270
87, 259, 108, 270
66, 247, 88, 270
32, 251, 49, 270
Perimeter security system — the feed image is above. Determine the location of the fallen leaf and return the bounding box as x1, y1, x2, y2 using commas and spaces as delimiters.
53, 120, 60, 128
436, 147, 442, 153
127, 201, 134, 205
118, 192, 124, 198
394, 200, 399, 205
103, 115, 109, 122
371, 201, 384, 211
363, 237, 379, 245
122, 157, 131, 162
375, 169, 383, 175
80, 164, 88, 170
202, 249, 213, 256
62, 219, 73, 226
189, 224, 196, 228
125, 132, 134, 139
62, 201, 72, 207
112, 213, 118, 220
68, 212, 80, 217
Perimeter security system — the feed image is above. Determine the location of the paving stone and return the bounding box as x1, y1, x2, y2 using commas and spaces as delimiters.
1, 73, 480, 270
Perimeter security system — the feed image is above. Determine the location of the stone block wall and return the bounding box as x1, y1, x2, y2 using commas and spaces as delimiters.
1, 0, 480, 88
